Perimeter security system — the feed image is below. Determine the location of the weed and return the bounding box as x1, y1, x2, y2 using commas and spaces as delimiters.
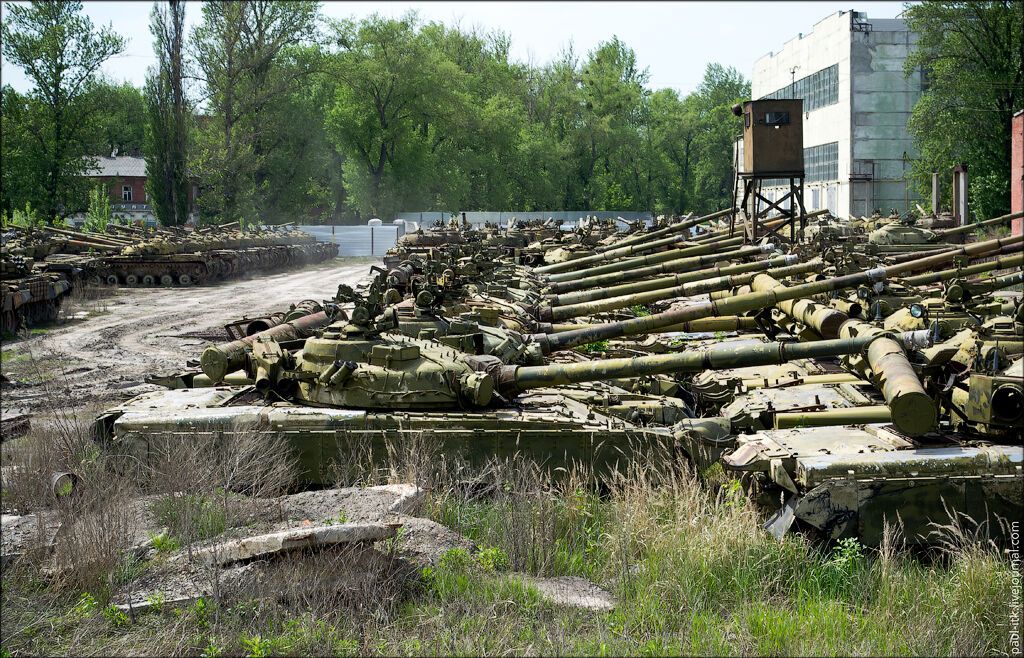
476, 545, 510, 572
152, 494, 227, 543
150, 531, 180, 555
578, 340, 609, 353
103, 604, 130, 628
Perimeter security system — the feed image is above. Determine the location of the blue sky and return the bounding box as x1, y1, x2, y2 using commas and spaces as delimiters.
1, 1, 910, 95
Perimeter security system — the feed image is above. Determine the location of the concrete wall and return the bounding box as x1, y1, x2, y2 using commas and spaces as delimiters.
297, 225, 399, 257
849, 18, 922, 217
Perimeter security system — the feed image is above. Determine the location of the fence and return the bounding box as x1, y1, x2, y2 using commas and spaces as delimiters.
297, 224, 400, 257
394, 210, 653, 228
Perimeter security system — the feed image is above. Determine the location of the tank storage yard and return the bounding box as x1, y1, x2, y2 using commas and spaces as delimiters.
2, 2, 1022, 656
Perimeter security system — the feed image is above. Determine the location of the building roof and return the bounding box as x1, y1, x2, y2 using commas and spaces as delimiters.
84, 155, 146, 178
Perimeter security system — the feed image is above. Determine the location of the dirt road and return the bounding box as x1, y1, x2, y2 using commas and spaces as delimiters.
1, 258, 378, 417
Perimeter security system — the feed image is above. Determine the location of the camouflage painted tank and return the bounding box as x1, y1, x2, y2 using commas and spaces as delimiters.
39, 223, 337, 286
1, 253, 73, 334
96, 294, 891, 485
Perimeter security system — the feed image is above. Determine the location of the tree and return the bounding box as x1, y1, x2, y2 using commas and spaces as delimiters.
904, 1, 1024, 219
145, 0, 192, 226
191, 0, 320, 223
325, 13, 465, 218
1, 1, 125, 220
90, 79, 146, 156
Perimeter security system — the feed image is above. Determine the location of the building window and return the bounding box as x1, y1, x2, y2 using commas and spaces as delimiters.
761, 64, 839, 112
804, 142, 839, 182
122, 185, 132, 202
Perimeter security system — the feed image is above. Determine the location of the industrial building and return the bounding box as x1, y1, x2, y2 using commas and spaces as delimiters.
739, 9, 924, 219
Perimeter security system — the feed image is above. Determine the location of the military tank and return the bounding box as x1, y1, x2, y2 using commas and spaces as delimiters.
1, 253, 73, 334
96, 297, 907, 484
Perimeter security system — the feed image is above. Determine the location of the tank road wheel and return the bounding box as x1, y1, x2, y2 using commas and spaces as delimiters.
142, 274, 156, 286
125, 273, 141, 286
88, 275, 103, 286
178, 273, 193, 286
160, 274, 174, 286
106, 274, 120, 286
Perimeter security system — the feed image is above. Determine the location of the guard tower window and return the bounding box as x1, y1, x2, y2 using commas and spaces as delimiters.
764, 111, 790, 126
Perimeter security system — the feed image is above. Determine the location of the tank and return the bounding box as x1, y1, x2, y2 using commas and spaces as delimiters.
1, 253, 73, 334
34, 224, 338, 287
96, 303, 895, 483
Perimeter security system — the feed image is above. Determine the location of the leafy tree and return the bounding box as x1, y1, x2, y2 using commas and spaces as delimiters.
904, 0, 1023, 219
190, 0, 320, 223
1, 1, 125, 220
83, 184, 112, 231
325, 13, 465, 218
89, 79, 146, 156
145, 0, 192, 226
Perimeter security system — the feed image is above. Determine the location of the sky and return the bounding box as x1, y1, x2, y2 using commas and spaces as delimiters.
1, 1, 910, 95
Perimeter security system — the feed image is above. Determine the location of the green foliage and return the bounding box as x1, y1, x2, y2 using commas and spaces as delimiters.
69, 592, 99, 620
904, 1, 1023, 219
579, 340, 609, 353
475, 545, 510, 572
1, 201, 45, 229
102, 604, 130, 628
152, 494, 227, 543
1, 1, 126, 220
144, 0, 191, 226
150, 530, 180, 555
630, 304, 651, 317
83, 186, 112, 232
240, 634, 274, 658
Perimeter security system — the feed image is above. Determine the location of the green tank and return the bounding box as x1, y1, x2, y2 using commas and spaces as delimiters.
95, 301, 897, 485
1, 253, 73, 334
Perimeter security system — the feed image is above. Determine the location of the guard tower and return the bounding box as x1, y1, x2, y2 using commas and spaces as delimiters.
732, 99, 807, 243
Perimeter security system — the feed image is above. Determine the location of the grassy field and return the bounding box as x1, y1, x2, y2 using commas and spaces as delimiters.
0, 410, 1017, 657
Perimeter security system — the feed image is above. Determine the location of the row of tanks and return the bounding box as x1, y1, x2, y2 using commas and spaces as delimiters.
93, 208, 1024, 545
2, 221, 337, 288
0, 221, 338, 333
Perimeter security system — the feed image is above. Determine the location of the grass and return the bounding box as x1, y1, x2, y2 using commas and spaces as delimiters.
2, 450, 1016, 656
0, 413, 1016, 656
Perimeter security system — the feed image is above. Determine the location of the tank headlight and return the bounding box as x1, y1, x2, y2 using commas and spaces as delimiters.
910, 303, 926, 319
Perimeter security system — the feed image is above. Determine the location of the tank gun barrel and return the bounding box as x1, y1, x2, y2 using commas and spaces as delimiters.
541, 257, 816, 322
548, 254, 801, 306
535, 229, 709, 276
501, 334, 912, 397
544, 240, 770, 292
200, 310, 333, 382
547, 316, 760, 334
748, 273, 937, 435
933, 211, 1024, 238
900, 252, 1024, 286
538, 233, 1020, 353
544, 235, 750, 284
947, 270, 1024, 302
592, 208, 734, 254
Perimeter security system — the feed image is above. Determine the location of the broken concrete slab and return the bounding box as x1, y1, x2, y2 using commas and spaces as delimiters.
513, 574, 616, 612
193, 522, 400, 566
114, 593, 202, 616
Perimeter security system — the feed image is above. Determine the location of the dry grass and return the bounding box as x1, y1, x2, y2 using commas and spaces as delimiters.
1, 403, 1017, 656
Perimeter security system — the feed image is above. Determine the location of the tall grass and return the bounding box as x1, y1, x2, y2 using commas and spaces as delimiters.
1, 416, 1016, 656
